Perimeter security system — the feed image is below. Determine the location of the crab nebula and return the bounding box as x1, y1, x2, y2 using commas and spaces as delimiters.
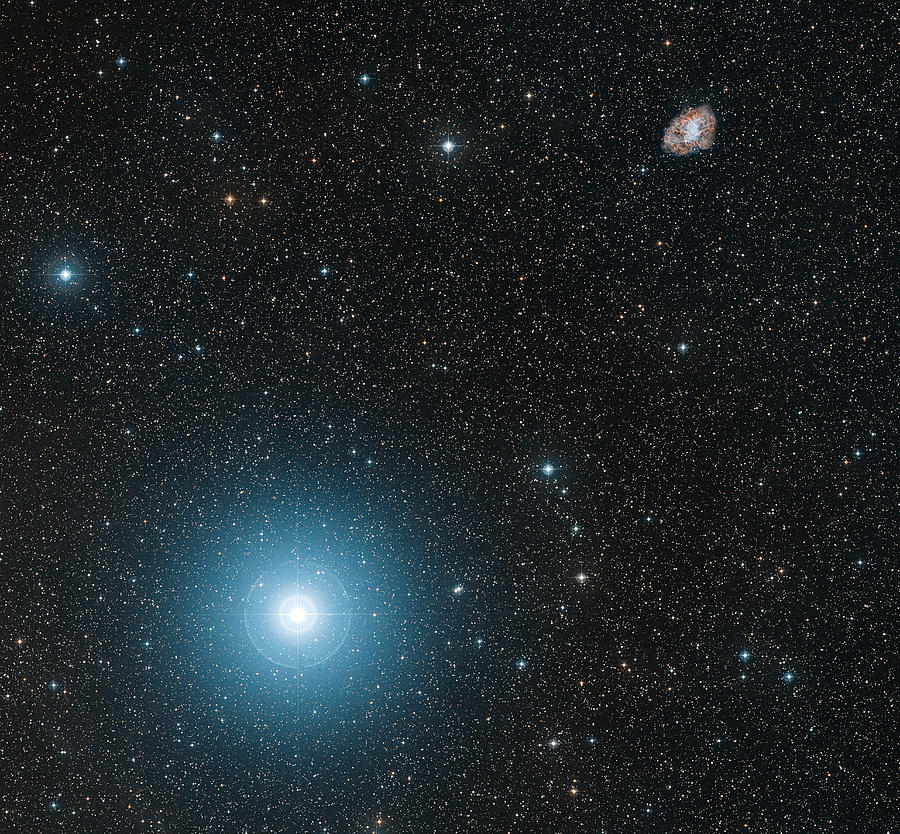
662, 104, 717, 156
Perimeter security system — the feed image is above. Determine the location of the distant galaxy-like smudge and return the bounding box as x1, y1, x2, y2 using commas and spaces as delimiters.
662, 104, 717, 156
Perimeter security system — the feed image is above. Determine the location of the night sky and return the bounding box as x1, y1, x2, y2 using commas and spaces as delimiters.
2, 2, 896, 832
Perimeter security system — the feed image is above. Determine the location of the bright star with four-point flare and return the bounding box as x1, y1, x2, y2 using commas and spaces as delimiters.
441, 138, 455, 154
59, 269, 72, 282
279, 595, 316, 632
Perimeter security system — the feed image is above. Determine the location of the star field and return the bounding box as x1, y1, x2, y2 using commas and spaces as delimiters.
1, 1, 895, 832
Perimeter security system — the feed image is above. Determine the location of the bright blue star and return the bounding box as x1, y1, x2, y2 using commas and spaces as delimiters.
116, 57, 127, 67
441, 137, 455, 154
541, 462, 554, 476
677, 342, 689, 354
739, 650, 750, 661
516, 658, 528, 671
211, 131, 223, 142
279, 595, 316, 633
783, 671, 795, 683
59, 268, 72, 282
359, 74, 370, 85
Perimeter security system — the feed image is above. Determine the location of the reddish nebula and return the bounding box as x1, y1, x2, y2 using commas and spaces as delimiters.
662, 104, 717, 156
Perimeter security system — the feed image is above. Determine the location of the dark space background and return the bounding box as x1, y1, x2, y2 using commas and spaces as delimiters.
0, 1, 896, 831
